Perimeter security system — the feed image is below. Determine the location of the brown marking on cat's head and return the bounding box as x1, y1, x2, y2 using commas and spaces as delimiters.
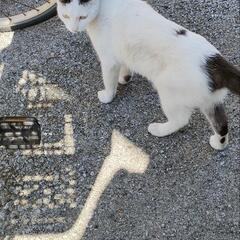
59, 0, 72, 4
59, 0, 91, 4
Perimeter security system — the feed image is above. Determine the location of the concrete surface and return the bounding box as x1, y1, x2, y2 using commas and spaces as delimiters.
0, 0, 239, 239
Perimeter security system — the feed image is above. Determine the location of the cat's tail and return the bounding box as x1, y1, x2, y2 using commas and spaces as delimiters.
206, 54, 240, 95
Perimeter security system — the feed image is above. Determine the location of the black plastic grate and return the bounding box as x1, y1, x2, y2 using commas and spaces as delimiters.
0, 116, 41, 149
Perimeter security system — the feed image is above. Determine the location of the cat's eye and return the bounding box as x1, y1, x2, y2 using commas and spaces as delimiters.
63, 14, 70, 19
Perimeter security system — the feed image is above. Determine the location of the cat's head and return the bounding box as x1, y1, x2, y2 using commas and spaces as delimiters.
57, 0, 100, 33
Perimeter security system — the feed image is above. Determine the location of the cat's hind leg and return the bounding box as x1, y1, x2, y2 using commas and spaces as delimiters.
118, 65, 132, 85
202, 104, 229, 150
148, 99, 192, 137
98, 62, 120, 104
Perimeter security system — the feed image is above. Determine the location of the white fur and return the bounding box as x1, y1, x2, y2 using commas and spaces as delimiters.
210, 133, 229, 150
57, 0, 229, 150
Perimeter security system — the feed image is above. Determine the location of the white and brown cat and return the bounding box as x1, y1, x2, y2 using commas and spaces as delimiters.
57, 0, 240, 150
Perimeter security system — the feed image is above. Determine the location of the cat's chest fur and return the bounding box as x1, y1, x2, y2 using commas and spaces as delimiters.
86, 3, 168, 80
88, 27, 165, 82
86, 0, 216, 83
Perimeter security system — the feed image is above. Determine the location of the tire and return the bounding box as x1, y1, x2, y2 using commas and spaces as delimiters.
0, 1, 57, 32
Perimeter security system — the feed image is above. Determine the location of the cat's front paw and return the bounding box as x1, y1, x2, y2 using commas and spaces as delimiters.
98, 90, 115, 104
148, 122, 180, 137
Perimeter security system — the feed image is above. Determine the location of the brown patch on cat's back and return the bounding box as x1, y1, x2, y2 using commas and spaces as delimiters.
176, 29, 187, 36
205, 54, 240, 94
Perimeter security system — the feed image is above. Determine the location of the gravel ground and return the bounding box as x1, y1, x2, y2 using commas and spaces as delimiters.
0, 0, 239, 239
1, 1, 47, 16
